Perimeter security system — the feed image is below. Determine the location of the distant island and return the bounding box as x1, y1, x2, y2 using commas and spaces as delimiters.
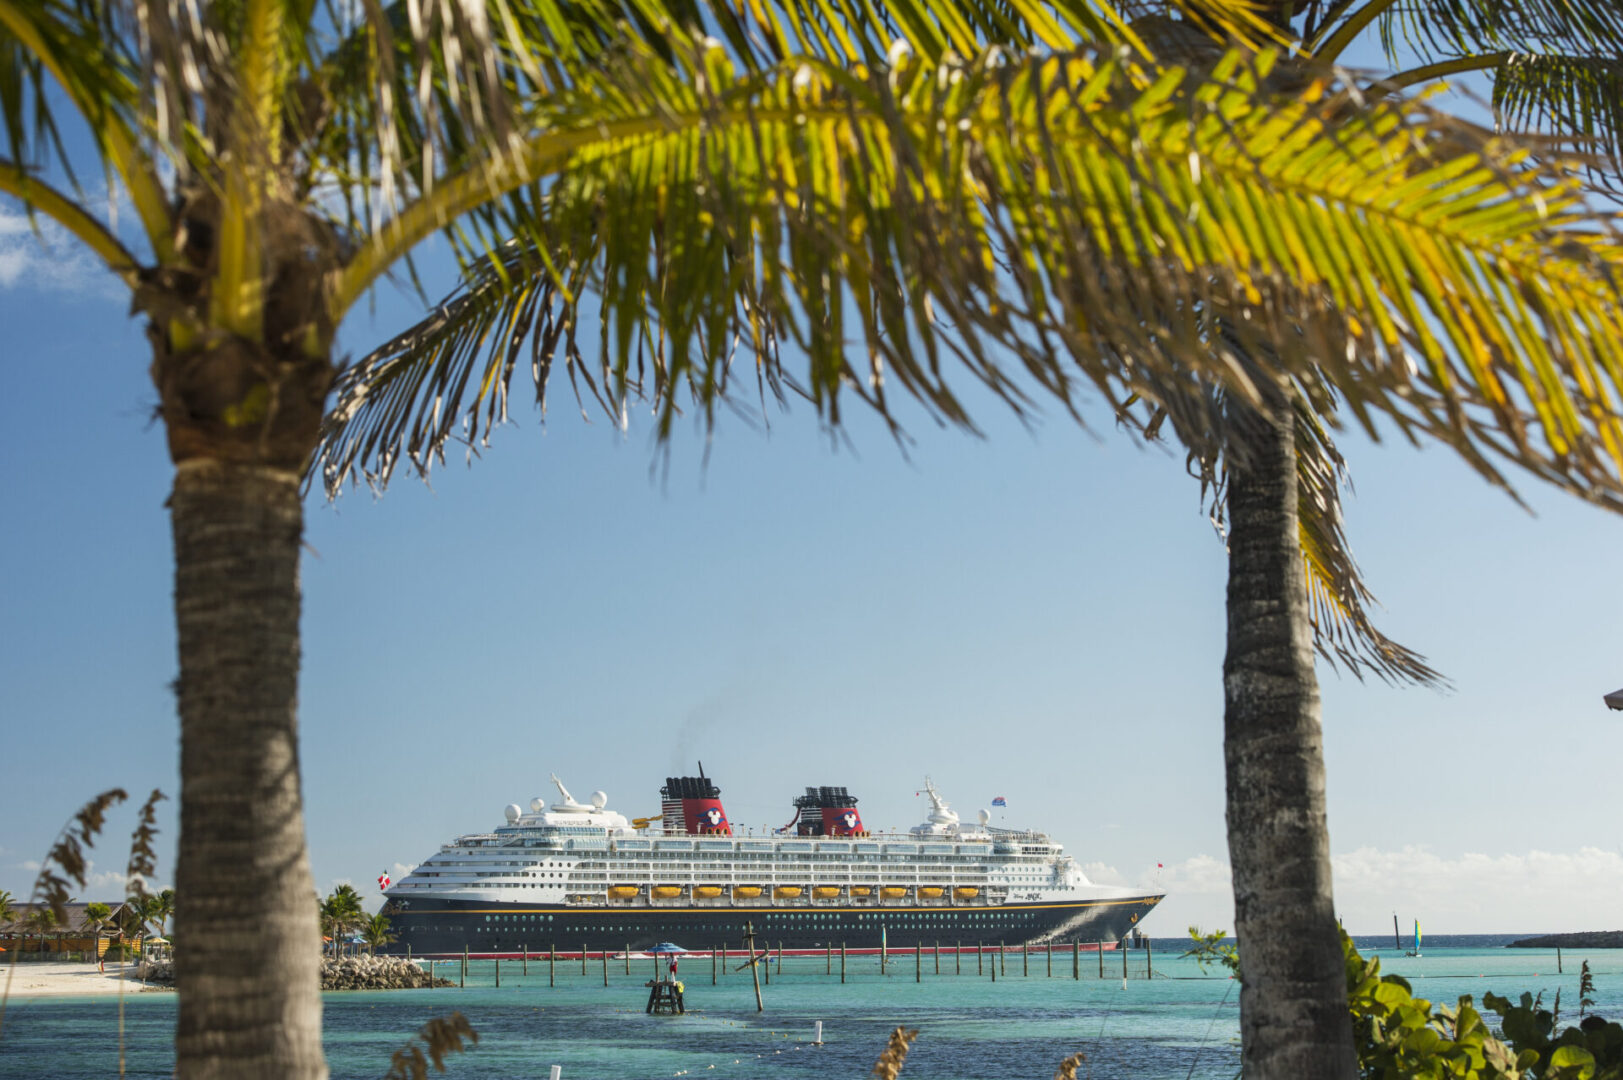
1509, 931, 1623, 949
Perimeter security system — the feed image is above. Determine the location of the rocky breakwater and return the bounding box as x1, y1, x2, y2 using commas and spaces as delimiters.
137, 955, 453, 990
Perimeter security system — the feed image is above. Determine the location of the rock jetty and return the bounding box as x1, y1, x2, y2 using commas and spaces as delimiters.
137, 955, 453, 990
1509, 931, 1623, 949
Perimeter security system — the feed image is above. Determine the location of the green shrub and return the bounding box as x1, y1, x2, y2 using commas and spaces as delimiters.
1343, 932, 1623, 1079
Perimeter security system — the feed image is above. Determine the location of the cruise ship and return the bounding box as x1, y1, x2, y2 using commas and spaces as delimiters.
380, 772, 1164, 957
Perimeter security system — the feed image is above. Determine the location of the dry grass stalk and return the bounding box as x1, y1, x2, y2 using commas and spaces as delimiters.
870, 1026, 921, 1079
1054, 1050, 1088, 1079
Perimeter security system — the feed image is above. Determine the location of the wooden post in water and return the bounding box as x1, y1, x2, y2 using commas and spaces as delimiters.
1023, 942, 1028, 977
602, 950, 608, 986
827, 943, 832, 974
495, 958, 501, 988
407, 944, 412, 962
1122, 940, 1128, 980
460, 946, 467, 988
955, 941, 961, 975
935, 941, 940, 975
743, 922, 764, 1012
777, 942, 784, 976
1047, 943, 1052, 978
1558, 947, 1564, 973
1073, 941, 1079, 980
1146, 935, 1153, 979
880, 929, 887, 976
840, 942, 846, 984
991, 948, 997, 982
977, 945, 983, 976
713, 949, 718, 985
522, 944, 528, 975
550, 945, 556, 987
581, 944, 587, 975
915, 942, 921, 982
625, 945, 631, 975
1000, 941, 1006, 976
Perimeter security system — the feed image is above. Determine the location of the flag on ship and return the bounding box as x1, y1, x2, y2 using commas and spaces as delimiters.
378, 869, 391, 890
991, 796, 1007, 807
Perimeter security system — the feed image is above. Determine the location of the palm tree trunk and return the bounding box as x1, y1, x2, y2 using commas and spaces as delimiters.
170, 461, 326, 1080
1223, 391, 1356, 1080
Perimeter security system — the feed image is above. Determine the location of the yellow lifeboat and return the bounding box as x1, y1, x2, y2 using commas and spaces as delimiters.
694, 886, 723, 899
734, 886, 763, 898
849, 887, 872, 897
813, 886, 841, 899
775, 886, 803, 899
954, 887, 980, 899
652, 885, 683, 899
918, 887, 944, 899
881, 886, 908, 899
608, 886, 639, 899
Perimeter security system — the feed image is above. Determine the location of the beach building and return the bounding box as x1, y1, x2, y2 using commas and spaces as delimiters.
0, 901, 141, 958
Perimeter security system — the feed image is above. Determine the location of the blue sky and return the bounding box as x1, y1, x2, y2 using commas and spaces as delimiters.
2, 50, 1620, 938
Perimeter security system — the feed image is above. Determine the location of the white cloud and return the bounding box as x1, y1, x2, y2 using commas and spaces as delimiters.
1331, 845, 1623, 934
1102, 846, 1623, 937
0, 202, 130, 299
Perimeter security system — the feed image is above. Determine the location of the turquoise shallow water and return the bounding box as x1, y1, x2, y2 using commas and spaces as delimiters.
2, 938, 1620, 1079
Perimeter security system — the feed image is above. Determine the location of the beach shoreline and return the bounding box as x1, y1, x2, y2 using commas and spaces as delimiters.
0, 960, 170, 999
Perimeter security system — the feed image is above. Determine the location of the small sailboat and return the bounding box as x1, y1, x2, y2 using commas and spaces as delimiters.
1405, 919, 1422, 957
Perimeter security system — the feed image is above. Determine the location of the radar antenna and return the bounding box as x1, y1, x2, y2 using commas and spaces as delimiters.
551, 773, 578, 806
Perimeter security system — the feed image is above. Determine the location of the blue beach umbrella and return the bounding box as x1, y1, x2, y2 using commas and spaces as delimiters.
647, 942, 687, 954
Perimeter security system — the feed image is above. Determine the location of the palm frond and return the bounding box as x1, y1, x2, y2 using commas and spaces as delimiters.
1291, 396, 1443, 685
1494, 53, 1623, 180
1376, 0, 1623, 65
0, 0, 173, 260
322, 36, 1623, 516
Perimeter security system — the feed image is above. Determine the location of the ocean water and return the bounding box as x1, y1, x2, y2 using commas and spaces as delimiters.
2, 937, 1620, 1079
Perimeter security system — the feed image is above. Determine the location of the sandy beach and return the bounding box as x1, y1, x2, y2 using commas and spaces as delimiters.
0, 961, 167, 998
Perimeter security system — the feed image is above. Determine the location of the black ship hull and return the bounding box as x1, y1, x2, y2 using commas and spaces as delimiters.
381, 893, 1164, 958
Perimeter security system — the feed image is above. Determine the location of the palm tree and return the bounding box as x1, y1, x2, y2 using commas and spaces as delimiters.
25, 908, 57, 956
0, 890, 15, 930
11, 3, 1623, 1080
314, 9, 1623, 1080
360, 913, 395, 956
145, 889, 175, 938
82, 902, 113, 968
320, 886, 364, 957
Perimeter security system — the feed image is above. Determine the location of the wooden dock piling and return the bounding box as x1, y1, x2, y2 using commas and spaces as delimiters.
935, 941, 940, 975
1073, 941, 1079, 980
495, 958, 500, 988
743, 922, 764, 1012
522, 944, 528, 975
1146, 935, 1153, 978
1122, 941, 1128, 980
602, 950, 608, 986
915, 942, 921, 982
977, 944, 983, 976
1000, 942, 1006, 976
625, 944, 631, 975
1098, 942, 1104, 978
840, 942, 846, 984
581, 944, 587, 976
1023, 942, 1028, 977
1047, 943, 1052, 978
460, 946, 467, 988
550, 945, 556, 987
827, 943, 832, 974
955, 941, 961, 975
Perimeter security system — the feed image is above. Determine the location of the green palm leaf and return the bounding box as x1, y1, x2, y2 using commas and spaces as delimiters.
323, 38, 1623, 516
1494, 53, 1623, 173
